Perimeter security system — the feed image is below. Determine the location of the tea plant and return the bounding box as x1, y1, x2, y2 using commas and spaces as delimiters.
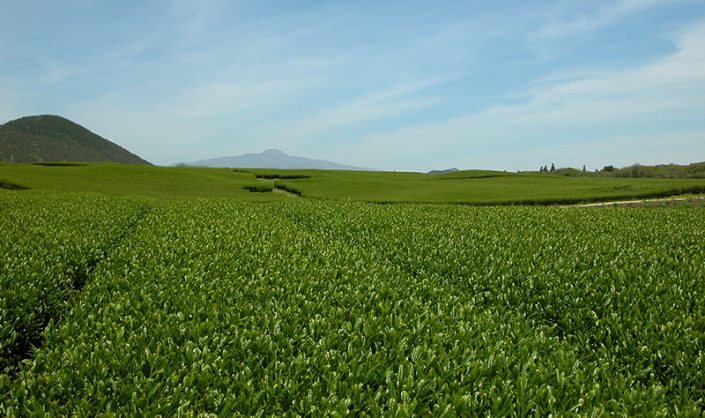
2, 196, 703, 415
0, 192, 147, 380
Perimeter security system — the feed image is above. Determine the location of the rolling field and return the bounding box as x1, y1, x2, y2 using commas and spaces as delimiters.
3, 163, 705, 203
247, 168, 705, 204
0, 163, 283, 200
1, 187, 704, 415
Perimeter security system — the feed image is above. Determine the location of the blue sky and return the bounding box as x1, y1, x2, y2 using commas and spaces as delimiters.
1, 0, 704, 171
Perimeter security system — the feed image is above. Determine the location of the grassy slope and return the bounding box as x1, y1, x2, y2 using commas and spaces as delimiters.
3, 163, 705, 203
250, 168, 705, 204
0, 163, 283, 200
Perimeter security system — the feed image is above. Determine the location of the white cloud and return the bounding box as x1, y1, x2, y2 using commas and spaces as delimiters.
331, 20, 705, 171
5, 1, 703, 171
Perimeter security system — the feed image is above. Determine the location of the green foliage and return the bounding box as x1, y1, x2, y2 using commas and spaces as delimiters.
274, 181, 302, 196
549, 162, 705, 179
0, 179, 26, 190
243, 183, 274, 193
255, 173, 311, 180
30, 162, 87, 167
0, 163, 285, 200
3, 163, 705, 203
256, 169, 705, 204
0, 193, 148, 380
613, 162, 705, 179
1, 193, 704, 415
551, 167, 584, 177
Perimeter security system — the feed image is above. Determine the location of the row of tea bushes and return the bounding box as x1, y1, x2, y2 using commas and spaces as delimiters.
2, 196, 703, 415
276, 202, 705, 414
0, 192, 147, 380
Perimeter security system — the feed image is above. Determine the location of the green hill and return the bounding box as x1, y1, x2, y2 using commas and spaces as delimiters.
0, 115, 150, 165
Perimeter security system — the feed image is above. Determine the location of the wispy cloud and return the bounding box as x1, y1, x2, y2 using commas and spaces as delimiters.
51, 2, 491, 163
2, 1, 703, 170
278, 78, 448, 146
333, 20, 705, 171
534, 0, 691, 40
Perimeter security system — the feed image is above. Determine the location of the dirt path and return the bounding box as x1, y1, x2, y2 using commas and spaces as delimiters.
272, 187, 300, 197
255, 178, 300, 198
567, 196, 705, 208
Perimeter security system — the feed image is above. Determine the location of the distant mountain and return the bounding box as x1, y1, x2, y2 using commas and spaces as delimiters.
428, 168, 458, 175
182, 149, 372, 171
0, 115, 150, 165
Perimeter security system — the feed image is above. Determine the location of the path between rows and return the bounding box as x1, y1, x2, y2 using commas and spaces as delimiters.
272, 187, 299, 197
566, 196, 705, 208
255, 178, 300, 197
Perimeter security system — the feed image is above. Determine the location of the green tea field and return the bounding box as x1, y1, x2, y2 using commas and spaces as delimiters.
1, 164, 704, 415
5, 0, 705, 413
3, 162, 705, 204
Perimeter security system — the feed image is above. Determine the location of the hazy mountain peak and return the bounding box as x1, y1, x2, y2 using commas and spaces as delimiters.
182, 149, 373, 171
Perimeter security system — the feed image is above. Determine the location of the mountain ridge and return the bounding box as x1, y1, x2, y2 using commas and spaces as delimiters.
181, 149, 373, 171
0, 115, 150, 165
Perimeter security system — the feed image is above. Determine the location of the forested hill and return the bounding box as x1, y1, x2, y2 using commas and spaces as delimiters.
0, 115, 150, 165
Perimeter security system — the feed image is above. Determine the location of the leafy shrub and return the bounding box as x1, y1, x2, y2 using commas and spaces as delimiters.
0, 193, 147, 379
256, 173, 311, 180
30, 162, 86, 167
274, 182, 302, 196
0, 179, 27, 190
243, 184, 274, 193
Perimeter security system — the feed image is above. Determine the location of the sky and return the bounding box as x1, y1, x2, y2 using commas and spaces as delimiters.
1, 0, 704, 171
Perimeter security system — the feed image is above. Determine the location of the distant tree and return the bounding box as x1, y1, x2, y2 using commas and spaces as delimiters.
603, 165, 615, 172
550, 163, 555, 172
582, 165, 586, 172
